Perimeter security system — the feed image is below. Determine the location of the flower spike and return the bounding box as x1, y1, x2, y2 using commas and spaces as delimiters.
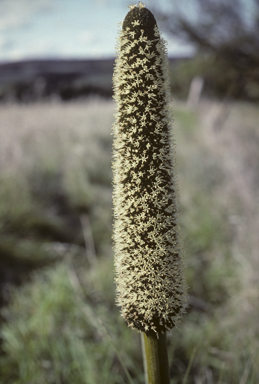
112, 3, 188, 335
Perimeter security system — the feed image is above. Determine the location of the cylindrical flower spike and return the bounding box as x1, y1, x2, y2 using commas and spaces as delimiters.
112, 2, 188, 335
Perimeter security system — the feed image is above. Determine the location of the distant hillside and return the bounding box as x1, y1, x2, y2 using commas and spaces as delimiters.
0, 57, 190, 102
0, 58, 115, 102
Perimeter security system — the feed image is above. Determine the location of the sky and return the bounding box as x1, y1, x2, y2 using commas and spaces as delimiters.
0, 0, 194, 62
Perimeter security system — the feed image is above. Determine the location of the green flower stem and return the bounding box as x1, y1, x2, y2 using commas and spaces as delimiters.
142, 332, 170, 384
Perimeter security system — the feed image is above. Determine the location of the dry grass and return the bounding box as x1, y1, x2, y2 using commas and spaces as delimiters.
174, 99, 259, 382
0, 98, 114, 173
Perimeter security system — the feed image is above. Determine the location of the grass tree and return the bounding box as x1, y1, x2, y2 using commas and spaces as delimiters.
112, 2, 188, 383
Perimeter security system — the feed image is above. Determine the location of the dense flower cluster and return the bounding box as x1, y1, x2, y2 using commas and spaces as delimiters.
112, 2, 187, 334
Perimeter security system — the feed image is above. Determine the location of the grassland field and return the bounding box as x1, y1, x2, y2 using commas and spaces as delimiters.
0, 97, 258, 383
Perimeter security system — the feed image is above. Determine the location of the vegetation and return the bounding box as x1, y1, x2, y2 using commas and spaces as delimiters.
0, 97, 258, 383
154, 0, 259, 101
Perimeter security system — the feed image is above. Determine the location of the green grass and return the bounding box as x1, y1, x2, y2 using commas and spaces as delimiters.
0, 98, 258, 383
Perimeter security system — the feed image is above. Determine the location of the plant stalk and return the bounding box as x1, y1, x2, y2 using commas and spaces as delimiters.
142, 332, 170, 384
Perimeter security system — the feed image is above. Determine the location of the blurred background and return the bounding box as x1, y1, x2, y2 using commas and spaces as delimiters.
0, 0, 259, 383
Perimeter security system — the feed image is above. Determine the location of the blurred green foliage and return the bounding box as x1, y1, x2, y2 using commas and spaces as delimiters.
170, 53, 259, 101
159, 0, 259, 101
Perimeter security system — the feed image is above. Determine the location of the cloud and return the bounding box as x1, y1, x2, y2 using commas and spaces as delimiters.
79, 31, 96, 45
0, 34, 14, 57
0, 35, 7, 49
0, 0, 57, 31
1, 39, 66, 61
